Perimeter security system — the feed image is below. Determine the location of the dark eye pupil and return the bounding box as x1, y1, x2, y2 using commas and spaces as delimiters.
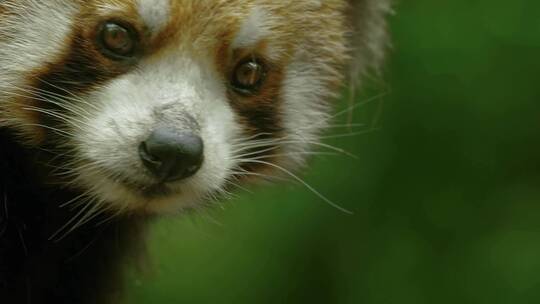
234, 61, 264, 90
101, 23, 135, 57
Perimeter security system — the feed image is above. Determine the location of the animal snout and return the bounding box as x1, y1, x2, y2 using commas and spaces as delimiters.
138, 127, 204, 183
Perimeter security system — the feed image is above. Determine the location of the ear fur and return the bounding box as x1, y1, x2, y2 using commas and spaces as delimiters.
347, 0, 393, 85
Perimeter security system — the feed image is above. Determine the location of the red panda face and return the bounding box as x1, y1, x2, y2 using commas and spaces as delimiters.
0, 0, 389, 214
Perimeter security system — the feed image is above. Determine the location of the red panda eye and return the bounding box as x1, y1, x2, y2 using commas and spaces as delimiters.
231, 59, 266, 94
98, 22, 137, 59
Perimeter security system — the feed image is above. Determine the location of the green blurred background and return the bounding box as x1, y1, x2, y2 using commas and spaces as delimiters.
127, 0, 540, 303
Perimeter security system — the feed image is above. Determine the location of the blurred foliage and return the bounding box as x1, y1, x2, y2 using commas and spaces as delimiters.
126, 0, 540, 303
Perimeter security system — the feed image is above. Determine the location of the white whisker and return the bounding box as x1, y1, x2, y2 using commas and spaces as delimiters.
239, 159, 353, 215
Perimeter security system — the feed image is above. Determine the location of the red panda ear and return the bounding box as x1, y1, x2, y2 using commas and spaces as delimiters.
346, 0, 392, 83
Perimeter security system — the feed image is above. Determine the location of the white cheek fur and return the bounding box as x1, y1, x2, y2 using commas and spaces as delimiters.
0, 1, 78, 128
0, 1, 77, 73
279, 53, 334, 169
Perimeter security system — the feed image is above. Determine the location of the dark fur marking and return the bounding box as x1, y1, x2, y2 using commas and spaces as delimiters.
227, 52, 286, 135
0, 129, 146, 304
23, 17, 137, 163
1, 15, 147, 303
29, 30, 128, 123
20, 4, 145, 142
227, 68, 285, 173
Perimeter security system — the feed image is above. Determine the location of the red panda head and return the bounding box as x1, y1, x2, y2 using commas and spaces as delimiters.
0, 0, 390, 214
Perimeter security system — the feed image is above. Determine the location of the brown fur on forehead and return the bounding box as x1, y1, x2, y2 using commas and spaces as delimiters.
134, 1, 350, 63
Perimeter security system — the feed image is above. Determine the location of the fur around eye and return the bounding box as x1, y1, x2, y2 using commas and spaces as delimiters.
98, 21, 138, 59
231, 58, 267, 94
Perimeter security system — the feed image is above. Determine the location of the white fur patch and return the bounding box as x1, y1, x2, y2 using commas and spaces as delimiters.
232, 7, 270, 49
0, 1, 78, 86
0, 1, 79, 132
136, 0, 171, 33
231, 7, 284, 61
280, 53, 332, 168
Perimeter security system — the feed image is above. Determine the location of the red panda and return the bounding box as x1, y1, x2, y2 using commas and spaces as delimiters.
0, 0, 390, 303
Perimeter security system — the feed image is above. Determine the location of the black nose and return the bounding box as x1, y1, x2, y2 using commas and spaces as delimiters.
139, 128, 204, 183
